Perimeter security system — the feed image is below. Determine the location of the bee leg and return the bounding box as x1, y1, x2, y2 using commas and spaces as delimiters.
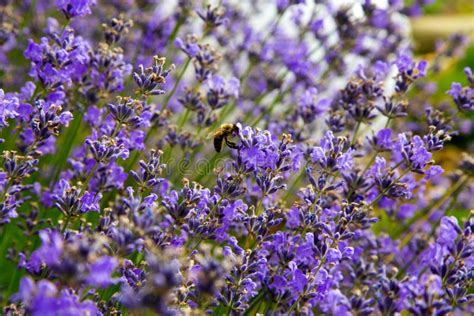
225, 138, 238, 149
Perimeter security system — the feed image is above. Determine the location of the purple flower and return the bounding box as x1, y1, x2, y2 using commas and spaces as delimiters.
464, 67, 474, 84
326, 247, 342, 263
24, 28, 91, 89
297, 87, 330, 123
86, 137, 129, 163
437, 216, 461, 245
396, 54, 427, 76
26, 229, 63, 273
0, 195, 19, 224
411, 136, 432, 167
84, 105, 103, 126
398, 203, 416, 220
206, 74, 240, 109
133, 56, 174, 96
375, 128, 393, 150
13, 277, 99, 315
341, 245, 354, 259
0, 89, 19, 127
425, 165, 443, 179
175, 37, 200, 57
277, 0, 306, 13
58, 111, 73, 126
394, 133, 432, 173
395, 54, 413, 72
55, 0, 97, 18
270, 275, 287, 296
289, 266, 308, 294
447, 82, 473, 111
310, 131, 354, 172
373, 60, 389, 79
0, 172, 6, 186
237, 124, 296, 173
336, 149, 355, 171
447, 82, 463, 98
395, 54, 428, 92
1, 1, 473, 315
85, 256, 118, 288
80, 191, 102, 213
23, 40, 42, 62
286, 207, 302, 229
320, 289, 351, 315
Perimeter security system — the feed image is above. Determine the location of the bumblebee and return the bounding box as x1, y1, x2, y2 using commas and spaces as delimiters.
211, 123, 239, 152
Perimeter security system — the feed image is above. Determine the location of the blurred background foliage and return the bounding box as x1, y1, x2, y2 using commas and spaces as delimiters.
370, 0, 474, 228
410, 0, 474, 149
422, 0, 474, 14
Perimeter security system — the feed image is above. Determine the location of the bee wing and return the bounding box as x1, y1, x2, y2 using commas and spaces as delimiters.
205, 130, 215, 140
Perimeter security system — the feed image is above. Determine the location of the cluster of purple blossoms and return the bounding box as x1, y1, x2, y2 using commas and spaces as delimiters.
0, 0, 473, 315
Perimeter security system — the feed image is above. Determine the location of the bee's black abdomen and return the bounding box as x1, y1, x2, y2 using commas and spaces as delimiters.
214, 136, 223, 152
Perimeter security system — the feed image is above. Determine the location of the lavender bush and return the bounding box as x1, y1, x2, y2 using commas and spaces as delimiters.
1, 0, 473, 315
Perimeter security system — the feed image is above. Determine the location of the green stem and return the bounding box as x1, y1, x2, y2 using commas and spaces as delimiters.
255, 196, 265, 216
162, 58, 192, 112
283, 161, 309, 202
6, 268, 19, 298
351, 121, 362, 146
261, 9, 286, 43
61, 213, 72, 234
347, 150, 379, 200
227, 274, 253, 314
128, 57, 192, 174
270, 298, 281, 315
249, 87, 290, 127
79, 286, 92, 302
368, 168, 410, 209
194, 149, 222, 182
140, 57, 192, 150
1, 124, 16, 151
0, 179, 13, 202
287, 255, 326, 314
1, 139, 38, 201
287, 296, 303, 314
80, 162, 99, 194
361, 160, 403, 196
244, 289, 268, 316
189, 196, 225, 251
165, 16, 186, 59
178, 108, 191, 130
134, 251, 144, 265
204, 196, 224, 223
49, 110, 84, 185
396, 175, 470, 242
213, 10, 288, 129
